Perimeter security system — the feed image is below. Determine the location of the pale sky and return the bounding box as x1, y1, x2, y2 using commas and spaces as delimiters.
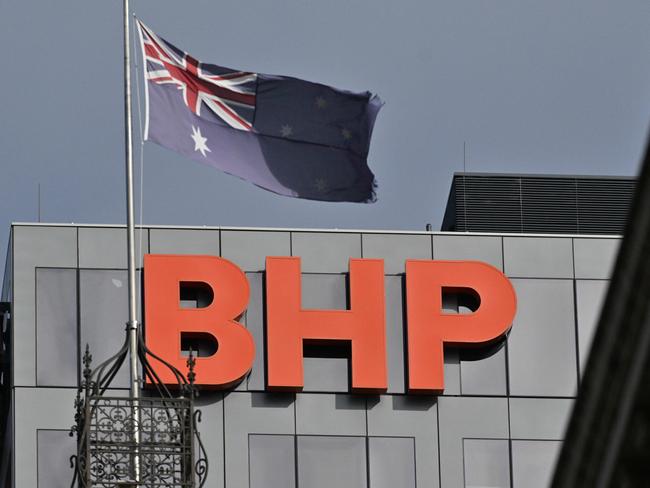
1, 0, 649, 276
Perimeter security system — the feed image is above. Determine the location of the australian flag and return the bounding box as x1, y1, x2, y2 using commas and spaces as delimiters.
136, 20, 382, 203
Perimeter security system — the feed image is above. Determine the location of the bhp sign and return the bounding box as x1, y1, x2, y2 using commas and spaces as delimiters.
144, 255, 516, 394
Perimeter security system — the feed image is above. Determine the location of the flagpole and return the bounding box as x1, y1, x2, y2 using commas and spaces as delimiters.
123, 0, 141, 482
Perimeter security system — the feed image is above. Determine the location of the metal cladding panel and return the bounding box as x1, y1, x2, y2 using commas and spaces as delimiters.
573, 238, 620, 280
297, 436, 367, 488
79, 269, 131, 389
361, 234, 432, 274
291, 232, 361, 273
295, 393, 366, 436
509, 398, 574, 440
12, 225, 77, 387
78, 227, 148, 268
37, 430, 76, 488
35, 269, 77, 387
503, 237, 574, 278
575, 280, 609, 374
507, 279, 578, 397
438, 396, 510, 486
463, 439, 511, 488
249, 435, 296, 488
14, 388, 77, 488
432, 234, 503, 270
221, 230, 289, 272
512, 440, 562, 488
443, 174, 635, 235
149, 228, 220, 255
368, 437, 416, 488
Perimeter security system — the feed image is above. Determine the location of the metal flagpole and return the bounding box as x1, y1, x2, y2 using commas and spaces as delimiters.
123, 0, 141, 482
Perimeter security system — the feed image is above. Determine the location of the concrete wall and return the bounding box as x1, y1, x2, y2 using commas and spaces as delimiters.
6, 224, 619, 487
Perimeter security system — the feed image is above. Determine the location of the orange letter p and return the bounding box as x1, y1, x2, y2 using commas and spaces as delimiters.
406, 260, 516, 394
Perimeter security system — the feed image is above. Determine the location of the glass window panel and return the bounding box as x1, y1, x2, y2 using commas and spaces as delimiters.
36, 268, 77, 386
463, 439, 510, 488
297, 436, 367, 488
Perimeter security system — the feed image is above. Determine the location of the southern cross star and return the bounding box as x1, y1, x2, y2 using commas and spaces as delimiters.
341, 128, 352, 140
315, 96, 327, 109
191, 125, 211, 157
314, 178, 328, 193
281, 124, 293, 137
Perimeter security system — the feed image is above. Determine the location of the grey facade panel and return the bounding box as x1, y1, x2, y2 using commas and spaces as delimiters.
301, 274, 347, 309
221, 230, 290, 271
14, 388, 76, 488
149, 228, 219, 255
295, 393, 366, 436
301, 274, 349, 392
12, 225, 77, 387
37, 430, 76, 488
368, 437, 416, 488
509, 398, 573, 440
443, 348, 461, 395
463, 439, 511, 488
361, 234, 432, 274
507, 279, 578, 397
575, 280, 609, 373
291, 232, 361, 273
297, 436, 367, 488
249, 435, 296, 488
78, 227, 148, 268
385, 276, 405, 394
223, 392, 295, 488
245, 272, 266, 391
432, 234, 503, 270
366, 395, 439, 488
79, 269, 131, 389
303, 357, 349, 392
438, 396, 509, 487
503, 237, 574, 278
194, 393, 225, 488
512, 440, 562, 488
36, 269, 77, 387
459, 343, 508, 396
573, 238, 620, 280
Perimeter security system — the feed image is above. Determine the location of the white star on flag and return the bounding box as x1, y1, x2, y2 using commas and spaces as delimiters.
191, 125, 211, 157
314, 178, 328, 192
315, 96, 327, 109
281, 124, 293, 137
341, 128, 352, 140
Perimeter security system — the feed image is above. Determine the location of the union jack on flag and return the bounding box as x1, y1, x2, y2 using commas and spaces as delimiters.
137, 20, 257, 132
134, 19, 382, 203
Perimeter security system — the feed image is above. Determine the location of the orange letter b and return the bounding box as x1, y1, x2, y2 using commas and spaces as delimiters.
144, 254, 255, 388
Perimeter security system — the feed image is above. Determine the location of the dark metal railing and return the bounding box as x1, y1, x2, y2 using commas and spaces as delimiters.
70, 328, 207, 487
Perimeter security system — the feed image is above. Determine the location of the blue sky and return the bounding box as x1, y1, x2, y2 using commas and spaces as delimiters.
0, 0, 648, 275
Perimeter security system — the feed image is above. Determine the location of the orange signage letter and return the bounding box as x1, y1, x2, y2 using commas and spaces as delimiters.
144, 254, 255, 388
406, 260, 516, 394
266, 257, 387, 392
